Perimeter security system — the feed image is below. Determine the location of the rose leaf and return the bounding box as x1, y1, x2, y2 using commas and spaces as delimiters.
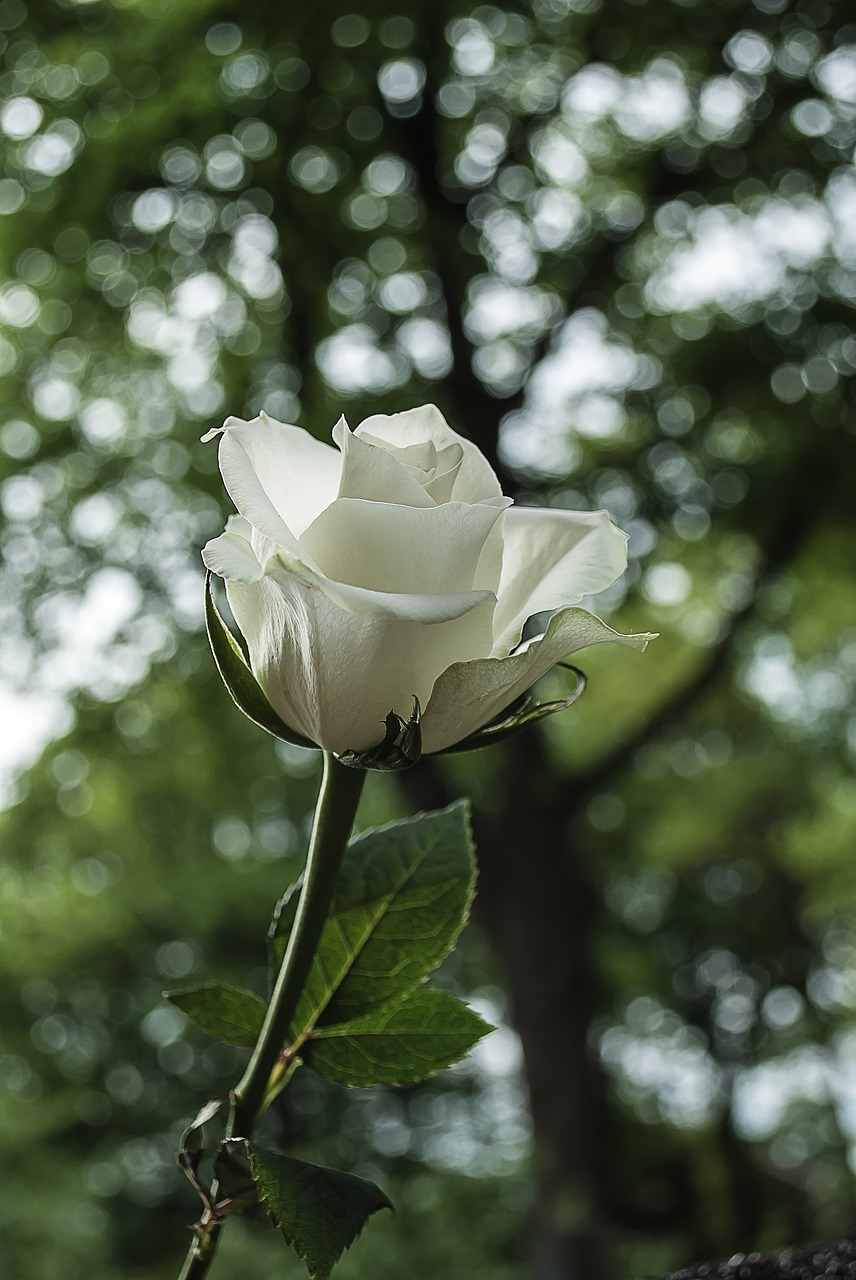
303, 988, 493, 1087
215, 1139, 392, 1280
268, 802, 475, 1035
165, 982, 267, 1049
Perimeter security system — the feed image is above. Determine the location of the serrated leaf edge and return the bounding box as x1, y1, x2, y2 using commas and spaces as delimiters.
229, 1139, 392, 1280
271, 802, 477, 1042
304, 988, 495, 1087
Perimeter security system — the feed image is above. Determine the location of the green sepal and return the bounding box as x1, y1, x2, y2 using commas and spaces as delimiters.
177, 1096, 224, 1202
269, 802, 476, 1035
204, 571, 316, 749
337, 697, 422, 772
215, 1138, 392, 1280
165, 982, 267, 1048
438, 663, 587, 754
179, 1097, 223, 1168
304, 988, 493, 1087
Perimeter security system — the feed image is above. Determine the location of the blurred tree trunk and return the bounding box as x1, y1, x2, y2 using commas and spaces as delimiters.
411, 736, 613, 1280
475, 739, 613, 1280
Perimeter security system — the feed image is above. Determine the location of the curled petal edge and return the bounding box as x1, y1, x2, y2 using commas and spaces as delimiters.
266, 551, 495, 626
437, 664, 588, 754
422, 607, 658, 754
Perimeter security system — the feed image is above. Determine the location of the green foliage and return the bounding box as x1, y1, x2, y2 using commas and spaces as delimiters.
167, 805, 482, 1095
305, 988, 492, 1087
216, 1138, 392, 1280
165, 982, 267, 1048
270, 803, 476, 1034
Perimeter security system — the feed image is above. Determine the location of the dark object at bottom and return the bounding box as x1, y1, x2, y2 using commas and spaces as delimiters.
651, 1238, 856, 1279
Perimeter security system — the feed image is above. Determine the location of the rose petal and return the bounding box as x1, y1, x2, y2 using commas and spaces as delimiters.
218, 411, 342, 549
423, 442, 464, 503
333, 417, 436, 508
354, 432, 465, 502
356, 436, 436, 477
225, 575, 319, 744
421, 606, 656, 753
355, 404, 502, 503
300, 496, 509, 596
492, 507, 629, 653
236, 558, 497, 753
202, 523, 264, 583
267, 551, 495, 625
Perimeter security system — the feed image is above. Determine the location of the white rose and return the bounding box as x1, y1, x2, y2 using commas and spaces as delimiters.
201, 404, 653, 760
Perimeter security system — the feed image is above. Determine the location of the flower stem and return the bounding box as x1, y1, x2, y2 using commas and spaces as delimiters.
176, 753, 366, 1280
231, 753, 365, 1135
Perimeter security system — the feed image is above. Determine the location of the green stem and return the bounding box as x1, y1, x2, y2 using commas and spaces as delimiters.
176, 753, 366, 1280
231, 753, 365, 1134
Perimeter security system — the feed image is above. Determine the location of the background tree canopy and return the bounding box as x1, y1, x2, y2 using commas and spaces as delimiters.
1, 0, 855, 1277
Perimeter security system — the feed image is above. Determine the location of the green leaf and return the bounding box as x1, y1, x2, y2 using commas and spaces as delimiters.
213, 1136, 263, 1219
165, 982, 267, 1048
216, 1139, 392, 1280
270, 802, 475, 1036
304, 988, 493, 1087
204, 571, 316, 749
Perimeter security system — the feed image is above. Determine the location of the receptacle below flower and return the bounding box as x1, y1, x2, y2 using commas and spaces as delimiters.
202, 404, 655, 761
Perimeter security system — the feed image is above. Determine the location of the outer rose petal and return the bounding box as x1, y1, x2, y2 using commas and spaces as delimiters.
215, 412, 342, 548
226, 575, 320, 743
267, 552, 495, 626
355, 405, 502, 504
492, 507, 629, 653
229, 557, 497, 754
421, 607, 656, 754
201, 519, 264, 583
300, 496, 508, 596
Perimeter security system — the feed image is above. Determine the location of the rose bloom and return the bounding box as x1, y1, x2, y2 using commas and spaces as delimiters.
202, 405, 653, 757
